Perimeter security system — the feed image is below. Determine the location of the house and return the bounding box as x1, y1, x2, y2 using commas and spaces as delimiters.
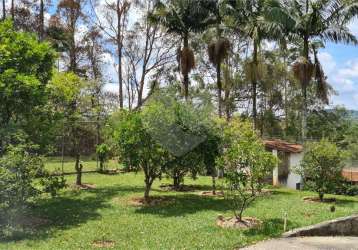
264, 139, 304, 190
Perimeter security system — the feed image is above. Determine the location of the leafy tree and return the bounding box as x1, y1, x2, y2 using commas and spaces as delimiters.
142, 94, 215, 190
55, 0, 87, 75
343, 121, 358, 161
96, 143, 110, 172
0, 20, 56, 154
115, 110, 166, 200
217, 119, 277, 221
298, 139, 346, 201
47, 72, 92, 185
0, 20, 55, 128
307, 107, 351, 144
201, 118, 223, 194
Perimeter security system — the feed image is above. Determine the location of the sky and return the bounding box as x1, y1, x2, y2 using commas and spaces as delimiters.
319, 19, 358, 110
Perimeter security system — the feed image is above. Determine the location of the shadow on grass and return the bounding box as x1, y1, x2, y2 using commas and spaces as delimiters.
0, 184, 144, 242
242, 218, 299, 239
134, 194, 231, 217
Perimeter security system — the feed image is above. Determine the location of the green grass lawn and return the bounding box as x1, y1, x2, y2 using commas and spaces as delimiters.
45, 157, 121, 173
1, 160, 358, 250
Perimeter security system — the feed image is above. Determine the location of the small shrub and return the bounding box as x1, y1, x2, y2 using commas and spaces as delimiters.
298, 139, 346, 201
96, 143, 110, 172
0, 144, 65, 231
217, 119, 278, 221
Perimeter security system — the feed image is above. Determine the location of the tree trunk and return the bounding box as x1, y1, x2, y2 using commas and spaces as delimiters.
173, 174, 181, 190
69, 10, 77, 73
99, 161, 104, 172
183, 33, 189, 101
212, 175, 216, 195
319, 192, 324, 202
11, 0, 14, 20
117, 0, 124, 109
144, 178, 153, 202
217, 62, 222, 117
301, 37, 309, 142
2, 0, 5, 20
75, 154, 82, 185
252, 40, 258, 130
39, 0, 44, 40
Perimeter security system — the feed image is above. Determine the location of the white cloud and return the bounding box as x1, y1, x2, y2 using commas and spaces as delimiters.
317, 51, 358, 109
318, 52, 336, 75
338, 60, 358, 79
348, 18, 358, 37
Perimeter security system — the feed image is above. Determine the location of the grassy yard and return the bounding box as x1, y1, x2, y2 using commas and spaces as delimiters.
1, 160, 358, 250
44, 157, 121, 173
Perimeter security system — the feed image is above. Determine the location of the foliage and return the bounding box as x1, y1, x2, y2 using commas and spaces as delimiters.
298, 139, 346, 201
343, 121, 358, 161
0, 143, 65, 228
217, 119, 278, 220
142, 94, 216, 189
0, 20, 55, 127
334, 181, 358, 196
307, 107, 351, 144
96, 143, 110, 172
114, 110, 167, 200
47, 71, 96, 185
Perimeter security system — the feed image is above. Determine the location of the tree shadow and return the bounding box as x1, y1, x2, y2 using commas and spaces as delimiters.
134, 194, 231, 217
0, 184, 144, 242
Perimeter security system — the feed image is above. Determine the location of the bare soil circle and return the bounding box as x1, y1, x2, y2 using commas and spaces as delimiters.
199, 191, 224, 197
216, 216, 262, 229
159, 184, 197, 192
92, 240, 115, 248
129, 196, 174, 207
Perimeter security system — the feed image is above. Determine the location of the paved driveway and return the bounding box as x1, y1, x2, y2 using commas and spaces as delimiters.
240, 236, 358, 250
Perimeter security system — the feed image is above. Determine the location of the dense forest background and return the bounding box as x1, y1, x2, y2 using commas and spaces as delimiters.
1, 0, 358, 159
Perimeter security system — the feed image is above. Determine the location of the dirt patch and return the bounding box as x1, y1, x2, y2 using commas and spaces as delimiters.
129, 196, 174, 207
216, 215, 262, 229
199, 191, 224, 197
160, 184, 198, 192
92, 240, 115, 248
303, 197, 336, 203
70, 183, 96, 190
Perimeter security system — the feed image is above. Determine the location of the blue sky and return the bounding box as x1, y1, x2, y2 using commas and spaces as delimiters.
319, 20, 358, 110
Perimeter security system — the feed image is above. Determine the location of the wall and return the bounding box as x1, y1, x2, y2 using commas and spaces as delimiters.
286, 152, 303, 189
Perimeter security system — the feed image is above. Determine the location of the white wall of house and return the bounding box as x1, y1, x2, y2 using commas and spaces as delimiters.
287, 152, 303, 189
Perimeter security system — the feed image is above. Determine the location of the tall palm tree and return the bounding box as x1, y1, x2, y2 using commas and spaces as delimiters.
280, 0, 358, 141
227, 0, 284, 129
207, 0, 230, 117
151, 0, 215, 101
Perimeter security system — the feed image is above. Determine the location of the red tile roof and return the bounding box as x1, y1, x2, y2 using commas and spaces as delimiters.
264, 139, 303, 153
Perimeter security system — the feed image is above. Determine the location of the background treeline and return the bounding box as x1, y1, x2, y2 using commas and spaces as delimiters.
1, 0, 358, 157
